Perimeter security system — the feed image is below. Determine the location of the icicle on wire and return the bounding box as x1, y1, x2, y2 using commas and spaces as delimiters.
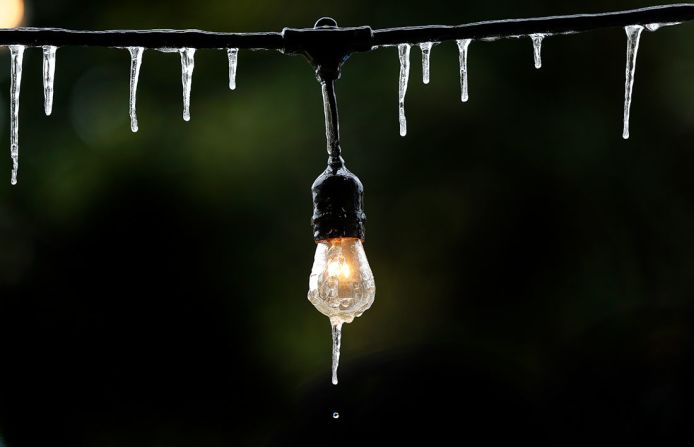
419, 42, 433, 84
179, 48, 196, 122
42, 46, 57, 116
9, 46, 24, 186
128, 47, 144, 133
331, 322, 343, 385
456, 39, 471, 103
398, 43, 411, 137
623, 25, 644, 140
227, 48, 238, 90
530, 34, 545, 69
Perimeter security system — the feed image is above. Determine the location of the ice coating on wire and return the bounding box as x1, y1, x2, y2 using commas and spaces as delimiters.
9, 45, 24, 186
456, 39, 471, 102
128, 47, 143, 132
398, 43, 410, 136
645, 21, 681, 31
42, 46, 57, 116
623, 25, 643, 139
179, 48, 195, 121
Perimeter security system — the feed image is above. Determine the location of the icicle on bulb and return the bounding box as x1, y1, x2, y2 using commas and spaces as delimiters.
308, 237, 375, 385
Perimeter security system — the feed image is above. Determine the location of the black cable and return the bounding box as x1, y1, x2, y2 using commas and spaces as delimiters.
0, 4, 691, 53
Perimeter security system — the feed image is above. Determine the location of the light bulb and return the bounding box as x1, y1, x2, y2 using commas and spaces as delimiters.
308, 237, 375, 326
308, 155, 370, 384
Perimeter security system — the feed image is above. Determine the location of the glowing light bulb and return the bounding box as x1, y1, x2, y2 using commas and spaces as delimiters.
307, 153, 371, 384
308, 237, 375, 326
0, 0, 25, 28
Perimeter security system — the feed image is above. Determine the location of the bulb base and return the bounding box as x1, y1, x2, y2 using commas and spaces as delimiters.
311, 164, 366, 241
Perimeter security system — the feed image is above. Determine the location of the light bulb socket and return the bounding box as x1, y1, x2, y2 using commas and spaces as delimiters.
311, 163, 366, 241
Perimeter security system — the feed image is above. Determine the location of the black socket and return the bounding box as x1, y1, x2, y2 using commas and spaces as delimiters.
311, 164, 366, 241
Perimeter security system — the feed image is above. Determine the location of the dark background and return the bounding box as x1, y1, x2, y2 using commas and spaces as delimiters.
1, 0, 694, 445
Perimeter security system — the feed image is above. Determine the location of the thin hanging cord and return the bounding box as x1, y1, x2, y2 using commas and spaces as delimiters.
321, 78, 343, 169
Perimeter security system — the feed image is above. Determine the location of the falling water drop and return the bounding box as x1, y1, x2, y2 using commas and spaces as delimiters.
333, 412, 340, 419
9, 45, 24, 186
42, 46, 57, 116
179, 48, 196, 122
398, 44, 411, 137
530, 34, 545, 69
623, 25, 644, 140
128, 47, 143, 133
331, 321, 343, 385
227, 48, 238, 90
419, 42, 432, 84
456, 39, 471, 102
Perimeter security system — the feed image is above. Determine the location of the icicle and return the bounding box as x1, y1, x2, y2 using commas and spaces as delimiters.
42, 46, 57, 116
227, 48, 238, 90
9, 46, 24, 186
397, 43, 410, 137
179, 48, 196, 122
456, 39, 471, 102
127, 47, 143, 133
331, 321, 343, 385
623, 25, 644, 140
530, 34, 545, 69
419, 42, 432, 84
